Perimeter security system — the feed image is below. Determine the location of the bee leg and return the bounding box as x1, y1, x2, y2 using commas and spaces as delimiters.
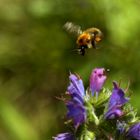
77, 46, 87, 55
77, 48, 85, 56
92, 40, 97, 48
80, 48, 85, 56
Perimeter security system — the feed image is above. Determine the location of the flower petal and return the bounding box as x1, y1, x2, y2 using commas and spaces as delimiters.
53, 132, 75, 140
71, 92, 84, 105
116, 120, 126, 134
126, 122, 140, 140
108, 82, 129, 109
105, 82, 129, 120
66, 101, 86, 128
90, 68, 107, 95
67, 74, 85, 97
105, 106, 123, 119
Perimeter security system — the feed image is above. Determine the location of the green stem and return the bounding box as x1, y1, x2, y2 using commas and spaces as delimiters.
92, 109, 99, 125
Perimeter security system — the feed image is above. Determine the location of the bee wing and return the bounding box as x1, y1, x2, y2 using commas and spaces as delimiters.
63, 22, 83, 36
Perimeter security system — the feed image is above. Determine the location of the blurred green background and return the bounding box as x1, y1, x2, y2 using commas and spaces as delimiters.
0, 0, 140, 139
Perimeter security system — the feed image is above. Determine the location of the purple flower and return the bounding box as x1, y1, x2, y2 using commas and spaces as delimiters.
108, 82, 129, 108
126, 122, 140, 140
105, 82, 129, 119
66, 101, 86, 128
53, 132, 75, 140
67, 73, 85, 97
66, 73, 86, 128
90, 68, 107, 96
67, 73, 85, 105
116, 120, 126, 134
105, 106, 123, 119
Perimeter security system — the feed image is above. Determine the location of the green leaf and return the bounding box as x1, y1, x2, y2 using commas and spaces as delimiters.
123, 103, 139, 124
80, 129, 95, 140
90, 88, 111, 108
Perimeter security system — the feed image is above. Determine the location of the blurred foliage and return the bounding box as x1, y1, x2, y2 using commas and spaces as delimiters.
0, 0, 139, 139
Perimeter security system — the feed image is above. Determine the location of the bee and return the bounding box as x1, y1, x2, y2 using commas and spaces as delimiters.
64, 22, 103, 55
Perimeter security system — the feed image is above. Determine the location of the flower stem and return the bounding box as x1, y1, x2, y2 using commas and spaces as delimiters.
92, 109, 99, 125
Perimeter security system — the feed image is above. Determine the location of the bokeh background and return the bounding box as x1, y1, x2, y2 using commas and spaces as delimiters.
0, 0, 140, 139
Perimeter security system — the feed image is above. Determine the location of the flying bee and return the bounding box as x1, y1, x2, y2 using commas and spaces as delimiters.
64, 22, 103, 55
